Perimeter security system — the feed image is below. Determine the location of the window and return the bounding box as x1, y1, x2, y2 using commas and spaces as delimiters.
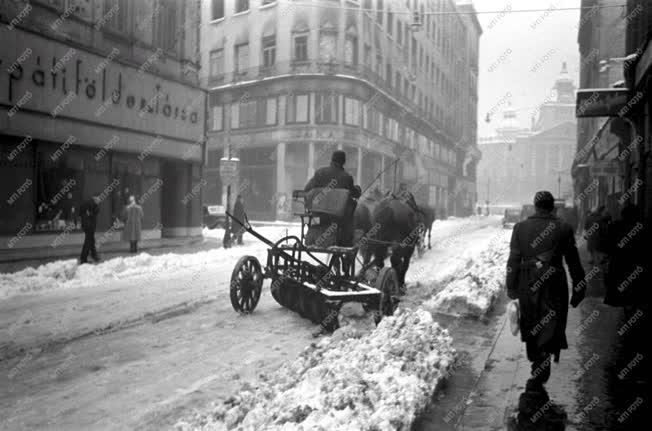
375, 54, 382, 76
294, 34, 308, 61
231, 97, 276, 129
345, 35, 358, 64
211, 0, 224, 20
344, 97, 361, 126
235, 0, 249, 13
376, 0, 384, 24
319, 32, 337, 62
105, 0, 129, 33
395, 72, 401, 92
235, 43, 249, 73
209, 49, 224, 78
315, 92, 338, 124
363, 44, 372, 66
397, 20, 403, 45
265, 98, 278, 125
211, 105, 223, 131
387, 8, 393, 35
286, 94, 309, 123
262, 36, 276, 68
154, 0, 177, 52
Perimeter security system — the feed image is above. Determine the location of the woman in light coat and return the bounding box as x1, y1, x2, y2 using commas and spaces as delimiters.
123, 195, 144, 253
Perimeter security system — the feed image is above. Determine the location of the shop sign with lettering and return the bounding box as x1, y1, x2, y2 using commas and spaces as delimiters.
0, 27, 205, 142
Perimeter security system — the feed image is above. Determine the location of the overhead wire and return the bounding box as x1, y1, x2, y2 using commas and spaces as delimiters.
290, 1, 627, 16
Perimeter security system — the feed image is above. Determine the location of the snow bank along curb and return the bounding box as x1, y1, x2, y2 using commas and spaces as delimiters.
425, 231, 510, 318
0, 226, 299, 300
175, 308, 456, 431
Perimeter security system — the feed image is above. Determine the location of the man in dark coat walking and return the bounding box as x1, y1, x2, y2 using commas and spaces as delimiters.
304, 150, 360, 246
506, 191, 586, 388
79, 194, 101, 264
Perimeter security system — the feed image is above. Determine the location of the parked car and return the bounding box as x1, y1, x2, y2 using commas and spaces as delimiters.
502, 208, 521, 228
203, 204, 226, 229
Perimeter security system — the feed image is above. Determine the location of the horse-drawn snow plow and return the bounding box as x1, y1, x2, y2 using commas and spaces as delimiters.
226, 188, 400, 331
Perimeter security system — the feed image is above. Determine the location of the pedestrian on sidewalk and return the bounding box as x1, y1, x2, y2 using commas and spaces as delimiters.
231, 194, 247, 245
79, 194, 101, 264
506, 190, 586, 389
122, 195, 144, 253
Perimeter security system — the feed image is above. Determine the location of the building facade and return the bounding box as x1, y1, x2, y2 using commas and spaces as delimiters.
0, 0, 205, 252
572, 0, 627, 222
478, 64, 577, 208
201, 0, 481, 220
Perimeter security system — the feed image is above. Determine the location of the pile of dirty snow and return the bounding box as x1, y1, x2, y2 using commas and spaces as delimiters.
175, 308, 455, 431
425, 232, 510, 317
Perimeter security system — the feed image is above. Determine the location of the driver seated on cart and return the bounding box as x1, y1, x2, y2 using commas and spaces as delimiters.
304, 150, 361, 248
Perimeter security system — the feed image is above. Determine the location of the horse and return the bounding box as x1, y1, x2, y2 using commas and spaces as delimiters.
365, 196, 420, 288
417, 205, 436, 250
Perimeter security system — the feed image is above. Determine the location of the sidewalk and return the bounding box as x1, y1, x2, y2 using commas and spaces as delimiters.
0, 220, 297, 273
454, 246, 648, 430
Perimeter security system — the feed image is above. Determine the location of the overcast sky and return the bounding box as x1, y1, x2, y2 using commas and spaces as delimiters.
473, 0, 581, 137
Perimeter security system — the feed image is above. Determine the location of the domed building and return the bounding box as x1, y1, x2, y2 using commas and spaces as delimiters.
477, 63, 577, 209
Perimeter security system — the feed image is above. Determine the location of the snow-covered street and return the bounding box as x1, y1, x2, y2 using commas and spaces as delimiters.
0, 216, 507, 430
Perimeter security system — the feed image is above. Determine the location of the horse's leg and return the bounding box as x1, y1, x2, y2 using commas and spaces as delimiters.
428, 225, 432, 249
390, 251, 403, 284
400, 247, 415, 287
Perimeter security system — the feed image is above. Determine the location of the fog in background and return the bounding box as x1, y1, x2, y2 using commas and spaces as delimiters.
475, 0, 581, 137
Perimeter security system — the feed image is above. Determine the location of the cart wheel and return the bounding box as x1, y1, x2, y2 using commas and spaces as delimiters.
230, 256, 263, 314
374, 267, 399, 323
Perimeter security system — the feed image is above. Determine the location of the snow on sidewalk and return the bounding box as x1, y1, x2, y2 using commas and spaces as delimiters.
175, 308, 455, 431
424, 228, 511, 317
0, 226, 297, 300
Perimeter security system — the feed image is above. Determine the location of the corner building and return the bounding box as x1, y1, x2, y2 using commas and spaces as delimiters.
201, 0, 481, 220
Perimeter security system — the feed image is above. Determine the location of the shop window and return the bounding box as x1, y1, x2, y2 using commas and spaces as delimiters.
293, 34, 308, 61
209, 49, 224, 78
34, 144, 107, 233
211, 105, 224, 131
235, 0, 249, 13
211, 0, 224, 20
344, 97, 361, 126
235, 43, 249, 73
315, 92, 339, 124
110, 155, 143, 226
262, 36, 276, 68
287, 94, 309, 124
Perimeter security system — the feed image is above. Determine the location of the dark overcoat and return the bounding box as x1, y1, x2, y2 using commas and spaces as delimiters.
304, 162, 360, 246
506, 212, 586, 361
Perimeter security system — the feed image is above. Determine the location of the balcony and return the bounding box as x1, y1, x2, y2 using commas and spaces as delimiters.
206, 60, 448, 139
